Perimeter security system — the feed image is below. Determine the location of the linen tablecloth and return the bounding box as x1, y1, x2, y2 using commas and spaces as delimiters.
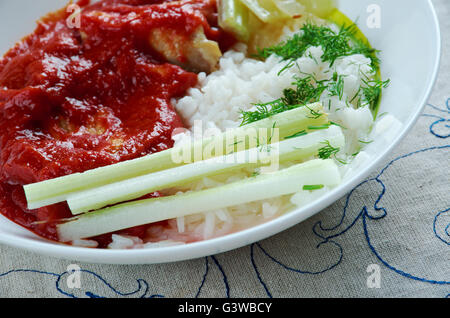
0, 0, 448, 298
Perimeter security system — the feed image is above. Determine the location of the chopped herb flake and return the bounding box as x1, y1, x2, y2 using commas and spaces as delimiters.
308, 124, 331, 130
285, 130, 308, 139
318, 140, 340, 159
303, 184, 325, 191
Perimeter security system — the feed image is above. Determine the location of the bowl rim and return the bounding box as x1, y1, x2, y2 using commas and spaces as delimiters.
0, 0, 442, 264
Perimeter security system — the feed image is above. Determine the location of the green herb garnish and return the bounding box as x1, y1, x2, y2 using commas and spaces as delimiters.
362, 78, 390, 111
329, 121, 346, 129
375, 112, 388, 120
308, 123, 331, 130
251, 169, 261, 177
303, 184, 325, 191
318, 140, 340, 159
284, 130, 308, 139
240, 75, 327, 125
256, 23, 379, 69
240, 22, 388, 125
328, 72, 346, 99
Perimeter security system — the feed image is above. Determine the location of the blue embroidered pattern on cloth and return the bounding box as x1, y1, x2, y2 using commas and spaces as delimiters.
0, 0, 448, 299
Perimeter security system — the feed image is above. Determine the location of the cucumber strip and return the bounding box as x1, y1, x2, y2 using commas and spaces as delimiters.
273, 0, 305, 17
298, 0, 337, 18
218, 0, 250, 42
240, 0, 287, 23
67, 126, 344, 214
57, 159, 341, 242
24, 103, 327, 210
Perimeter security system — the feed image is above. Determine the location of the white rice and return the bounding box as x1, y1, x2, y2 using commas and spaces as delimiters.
107, 23, 403, 250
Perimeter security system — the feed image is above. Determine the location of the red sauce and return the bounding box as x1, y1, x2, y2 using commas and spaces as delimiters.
0, 0, 232, 246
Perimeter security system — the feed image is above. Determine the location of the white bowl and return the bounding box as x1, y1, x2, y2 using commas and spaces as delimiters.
0, 0, 441, 264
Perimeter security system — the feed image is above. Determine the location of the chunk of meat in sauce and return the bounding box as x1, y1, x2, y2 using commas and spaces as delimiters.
150, 26, 222, 73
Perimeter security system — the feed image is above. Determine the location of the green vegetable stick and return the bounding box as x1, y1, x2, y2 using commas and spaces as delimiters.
273, 0, 305, 17
218, 0, 250, 42
57, 159, 341, 242
240, 0, 287, 23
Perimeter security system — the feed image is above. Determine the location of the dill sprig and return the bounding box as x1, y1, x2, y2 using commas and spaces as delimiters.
308, 123, 332, 130
318, 140, 340, 159
330, 121, 346, 129
256, 23, 379, 69
240, 75, 327, 126
285, 130, 307, 139
318, 140, 348, 164
254, 122, 277, 153
328, 72, 346, 99
362, 78, 390, 111
281, 75, 328, 106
